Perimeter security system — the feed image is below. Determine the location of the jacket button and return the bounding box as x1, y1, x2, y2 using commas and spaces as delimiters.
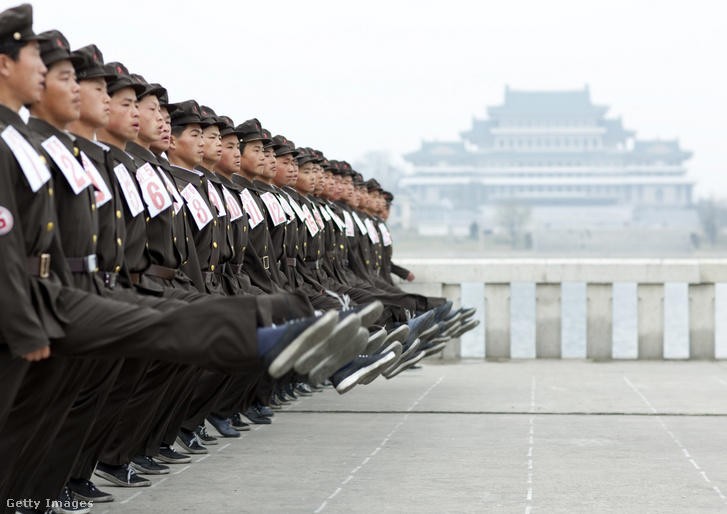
46, 222, 54, 231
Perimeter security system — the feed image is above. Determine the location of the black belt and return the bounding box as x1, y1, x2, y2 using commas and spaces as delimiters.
27, 253, 51, 278
96, 270, 118, 289
67, 254, 97, 274
305, 259, 321, 270
286, 257, 297, 267
144, 264, 176, 280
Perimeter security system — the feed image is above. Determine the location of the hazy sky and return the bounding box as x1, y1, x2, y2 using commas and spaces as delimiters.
27, 0, 727, 197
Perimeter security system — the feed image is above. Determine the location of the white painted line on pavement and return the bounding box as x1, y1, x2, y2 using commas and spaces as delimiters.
314, 375, 446, 512
120, 491, 142, 504
715, 377, 727, 387
623, 376, 657, 413
314, 501, 327, 513
150, 477, 169, 488
195, 454, 210, 463
217, 442, 231, 452
624, 375, 727, 507
173, 464, 191, 475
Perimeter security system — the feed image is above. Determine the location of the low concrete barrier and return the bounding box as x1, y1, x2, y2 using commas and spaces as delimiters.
396, 258, 727, 360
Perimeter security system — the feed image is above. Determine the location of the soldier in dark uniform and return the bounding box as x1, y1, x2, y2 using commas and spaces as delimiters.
0, 9, 361, 505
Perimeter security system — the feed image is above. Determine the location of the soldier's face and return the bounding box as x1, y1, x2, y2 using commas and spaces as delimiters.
0, 41, 46, 107
202, 125, 222, 165
382, 204, 390, 221
106, 87, 139, 142
262, 147, 277, 178
241, 140, 265, 176
150, 108, 170, 154
289, 160, 299, 184
216, 134, 240, 176
296, 161, 317, 194
35, 59, 80, 126
137, 94, 163, 144
274, 153, 295, 187
341, 176, 354, 201
78, 77, 110, 129
170, 124, 204, 168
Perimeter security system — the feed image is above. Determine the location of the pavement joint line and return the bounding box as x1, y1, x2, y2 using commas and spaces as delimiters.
624, 375, 727, 507
525, 376, 536, 513
283, 410, 727, 417
313, 375, 444, 513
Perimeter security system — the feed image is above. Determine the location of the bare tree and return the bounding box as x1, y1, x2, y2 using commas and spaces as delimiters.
496, 201, 532, 248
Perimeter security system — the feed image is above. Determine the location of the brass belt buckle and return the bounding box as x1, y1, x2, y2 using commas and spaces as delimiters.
262, 255, 270, 270
39, 253, 51, 279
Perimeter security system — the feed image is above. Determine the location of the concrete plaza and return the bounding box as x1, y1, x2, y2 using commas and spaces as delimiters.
96, 360, 727, 513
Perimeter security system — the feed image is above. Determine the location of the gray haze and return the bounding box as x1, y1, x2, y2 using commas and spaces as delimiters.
28, 0, 727, 197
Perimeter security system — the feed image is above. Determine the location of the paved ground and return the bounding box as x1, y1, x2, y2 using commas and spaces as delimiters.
95, 360, 727, 513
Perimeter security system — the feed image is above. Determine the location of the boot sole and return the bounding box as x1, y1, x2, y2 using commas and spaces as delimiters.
359, 343, 402, 385
70, 491, 115, 503
294, 313, 360, 375
384, 351, 427, 379
93, 469, 151, 487
129, 461, 170, 475
335, 351, 397, 394
358, 301, 384, 326
268, 311, 338, 378
307, 327, 369, 385
154, 454, 191, 464
363, 329, 387, 354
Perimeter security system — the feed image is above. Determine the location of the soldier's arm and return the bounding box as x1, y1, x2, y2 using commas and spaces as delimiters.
0, 150, 52, 358
390, 262, 414, 281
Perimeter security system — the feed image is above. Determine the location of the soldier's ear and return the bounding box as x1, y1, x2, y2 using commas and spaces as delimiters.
0, 53, 14, 78
168, 134, 177, 151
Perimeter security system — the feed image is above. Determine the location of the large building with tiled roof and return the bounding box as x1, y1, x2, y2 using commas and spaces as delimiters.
399, 86, 696, 237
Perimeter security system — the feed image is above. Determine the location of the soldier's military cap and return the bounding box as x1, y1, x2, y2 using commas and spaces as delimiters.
272, 135, 298, 157
169, 99, 204, 127
306, 148, 323, 163
105, 61, 146, 96
37, 30, 82, 68
366, 178, 382, 192
71, 44, 115, 81
296, 147, 318, 166
149, 82, 177, 114
261, 129, 275, 149
218, 115, 242, 138
236, 118, 271, 145
339, 161, 355, 177
131, 73, 166, 101
198, 105, 226, 129
382, 190, 394, 203
353, 172, 365, 187
0, 4, 41, 47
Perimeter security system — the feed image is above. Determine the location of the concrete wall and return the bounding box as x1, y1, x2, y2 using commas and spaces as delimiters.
397, 258, 727, 360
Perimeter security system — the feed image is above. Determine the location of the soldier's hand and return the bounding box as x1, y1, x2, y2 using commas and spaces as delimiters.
406, 272, 415, 281
21, 346, 51, 362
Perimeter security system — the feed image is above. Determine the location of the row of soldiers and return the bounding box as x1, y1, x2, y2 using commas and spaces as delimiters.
0, 4, 478, 514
